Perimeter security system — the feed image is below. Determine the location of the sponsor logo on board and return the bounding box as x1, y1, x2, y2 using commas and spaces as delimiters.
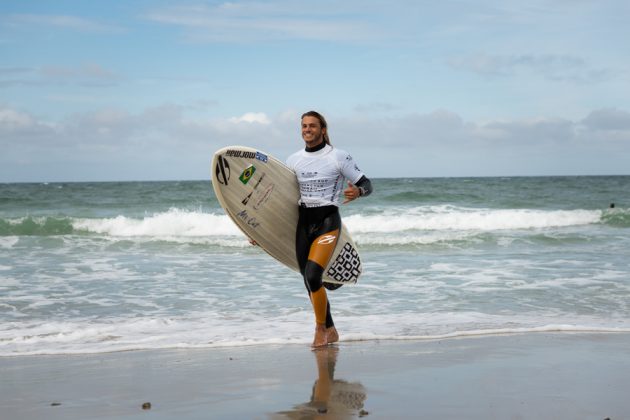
241, 191, 253, 205
226, 150, 256, 159
215, 156, 230, 185
236, 209, 260, 229
255, 151, 268, 163
239, 165, 256, 184
253, 183, 275, 210
241, 173, 267, 207
252, 173, 265, 189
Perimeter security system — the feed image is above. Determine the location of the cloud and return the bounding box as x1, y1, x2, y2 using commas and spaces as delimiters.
354, 102, 400, 113
0, 64, 120, 88
333, 109, 629, 176
4, 13, 125, 33
0, 107, 36, 128
448, 53, 613, 84
228, 112, 271, 125
0, 104, 283, 160
0, 67, 33, 75
41, 63, 120, 86
144, 2, 378, 43
0, 106, 55, 139
0, 67, 38, 87
1, 104, 629, 181
479, 117, 576, 146
581, 108, 630, 131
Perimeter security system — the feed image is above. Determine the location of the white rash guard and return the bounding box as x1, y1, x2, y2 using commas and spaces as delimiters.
286, 144, 365, 208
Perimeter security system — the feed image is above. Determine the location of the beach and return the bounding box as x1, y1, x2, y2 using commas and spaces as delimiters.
2, 332, 629, 419
2, 178, 629, 418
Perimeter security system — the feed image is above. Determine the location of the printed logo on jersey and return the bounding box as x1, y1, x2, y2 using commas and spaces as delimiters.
345, 154, 361, 171
239, 165, 256, 184
215, 156, 230, 185
301, 171, 318, 179
317, 234, 337, 245
255, 151, 268, 163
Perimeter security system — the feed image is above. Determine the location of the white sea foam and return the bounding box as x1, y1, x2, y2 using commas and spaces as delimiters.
344, 206, 602, 233
66, 206, 603, 247
0, 236, 19, 248
353, 231, 478, 246
1, 312, 629, 356
73, 209, 242, 237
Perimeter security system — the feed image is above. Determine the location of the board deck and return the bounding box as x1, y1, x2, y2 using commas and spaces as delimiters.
211, 146, 362, 285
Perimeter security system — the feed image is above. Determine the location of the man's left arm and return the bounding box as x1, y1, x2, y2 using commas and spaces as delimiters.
343, 175, 373, 203
355, 175, 373, 197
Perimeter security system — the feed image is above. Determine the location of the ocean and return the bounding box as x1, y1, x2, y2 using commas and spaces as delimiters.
1, 176, 629, 356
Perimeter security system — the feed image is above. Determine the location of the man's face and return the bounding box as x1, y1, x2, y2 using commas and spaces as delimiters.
301, 116, 325, 147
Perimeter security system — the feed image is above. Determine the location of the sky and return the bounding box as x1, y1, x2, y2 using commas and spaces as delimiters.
1, 0, 629, 182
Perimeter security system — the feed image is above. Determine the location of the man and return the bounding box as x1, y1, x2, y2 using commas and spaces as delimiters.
286, 111, 373, 347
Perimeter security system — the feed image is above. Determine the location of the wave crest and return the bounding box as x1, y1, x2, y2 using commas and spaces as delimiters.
344, 206, 602, 233
73, 208, 240, 237
1, 206, 620, 248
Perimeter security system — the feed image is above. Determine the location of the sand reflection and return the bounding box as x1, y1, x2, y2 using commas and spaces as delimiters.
273, 347, 367, 419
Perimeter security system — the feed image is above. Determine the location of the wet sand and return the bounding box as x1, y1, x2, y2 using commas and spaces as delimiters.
1, 333, 629, 419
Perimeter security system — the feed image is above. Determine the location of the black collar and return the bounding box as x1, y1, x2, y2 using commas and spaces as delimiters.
305, 141, 326, 153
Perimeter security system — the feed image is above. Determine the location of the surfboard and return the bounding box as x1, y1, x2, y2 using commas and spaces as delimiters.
211, 145, 362, 285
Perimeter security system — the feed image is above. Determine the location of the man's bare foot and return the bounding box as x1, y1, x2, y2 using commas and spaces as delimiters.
312, 324, 328, 348
327, 326, 339, 344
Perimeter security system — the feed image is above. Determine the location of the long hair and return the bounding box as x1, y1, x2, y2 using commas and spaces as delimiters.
301, 110, 331, 145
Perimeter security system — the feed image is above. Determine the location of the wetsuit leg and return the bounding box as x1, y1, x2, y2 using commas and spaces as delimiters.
305, 226, 339, 326
296, 207, 341, 328
304, 225, 340, 292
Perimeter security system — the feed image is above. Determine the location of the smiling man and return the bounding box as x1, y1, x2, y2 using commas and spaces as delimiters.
286, 111, 373, 348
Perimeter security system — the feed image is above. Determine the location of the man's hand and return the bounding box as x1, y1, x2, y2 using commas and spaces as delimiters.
343, 181, 360, 204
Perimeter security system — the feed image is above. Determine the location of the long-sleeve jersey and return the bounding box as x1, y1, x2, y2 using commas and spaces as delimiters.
286, 144, 365, 208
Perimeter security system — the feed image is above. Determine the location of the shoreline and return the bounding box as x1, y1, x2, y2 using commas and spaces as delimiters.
2, 332, 629, 419
4, 327, 630, 359
4, 326, 630, 358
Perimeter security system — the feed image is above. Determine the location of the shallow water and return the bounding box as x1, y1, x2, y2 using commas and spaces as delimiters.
1, 176, 629, 355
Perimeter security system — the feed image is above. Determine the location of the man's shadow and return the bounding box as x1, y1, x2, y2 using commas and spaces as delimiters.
273, 347, 367, 419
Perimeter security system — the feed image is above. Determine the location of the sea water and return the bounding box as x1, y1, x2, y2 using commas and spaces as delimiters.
1, 177, 629, 356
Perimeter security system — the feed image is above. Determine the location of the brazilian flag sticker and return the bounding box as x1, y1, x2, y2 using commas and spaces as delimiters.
239, 165, 256, 184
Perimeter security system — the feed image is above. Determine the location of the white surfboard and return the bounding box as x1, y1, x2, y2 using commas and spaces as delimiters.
211, 146, 362, 285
